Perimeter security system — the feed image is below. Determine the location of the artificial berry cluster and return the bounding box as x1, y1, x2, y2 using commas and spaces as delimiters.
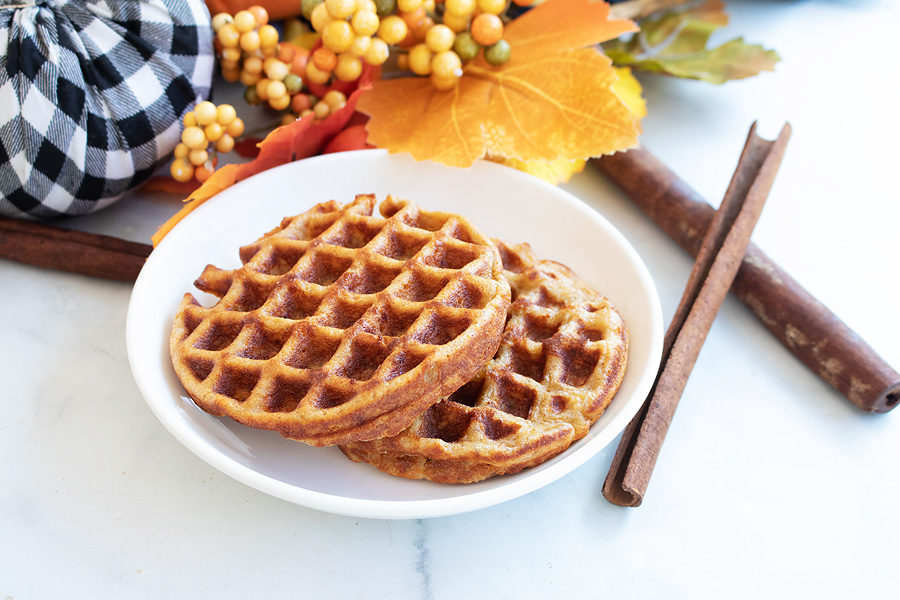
171, 102, 245, 182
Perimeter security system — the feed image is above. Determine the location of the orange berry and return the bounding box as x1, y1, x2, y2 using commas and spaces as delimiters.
291, 50, 310, 74
291, 93, 313, 113
240, 69, 261, 86
401, 6, 426, 29
243, 56, 263, 74
277, 42, 296, 63
248, 5, 269, 25
471, 13, 502, 46
221, 67, 240, 82
194, 164, 214, 183
412, 16, 434, 41
313, 47, 338, 72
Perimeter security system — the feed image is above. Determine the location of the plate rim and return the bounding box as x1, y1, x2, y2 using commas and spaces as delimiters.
126, 149, 663, 519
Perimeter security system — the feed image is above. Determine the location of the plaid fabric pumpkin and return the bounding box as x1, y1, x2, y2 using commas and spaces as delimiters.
0, 0, 214, 219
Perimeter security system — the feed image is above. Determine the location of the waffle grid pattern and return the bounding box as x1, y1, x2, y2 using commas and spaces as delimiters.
341, 241, 628, 483
170, 194, 510, 446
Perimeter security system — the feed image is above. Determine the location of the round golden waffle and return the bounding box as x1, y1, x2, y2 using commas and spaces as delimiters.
169, 194, 511, 446
340, 241, 628, 483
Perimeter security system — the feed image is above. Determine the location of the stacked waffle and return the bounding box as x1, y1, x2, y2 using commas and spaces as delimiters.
170, 194, 628, 483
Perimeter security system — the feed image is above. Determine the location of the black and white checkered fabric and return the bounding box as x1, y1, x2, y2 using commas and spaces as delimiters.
0, 0, 214, 219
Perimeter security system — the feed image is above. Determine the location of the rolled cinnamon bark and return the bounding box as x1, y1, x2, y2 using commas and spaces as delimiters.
593, 149, 900, 413
0, 217, 152, 282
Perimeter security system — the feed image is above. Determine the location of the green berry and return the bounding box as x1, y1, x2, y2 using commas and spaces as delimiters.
284, 73, 303, 94
244, 86, 262, 105
374, 0, 396, 17
301, 0, 324, 20
484, 39, 510, 66
452, 32, 480, 63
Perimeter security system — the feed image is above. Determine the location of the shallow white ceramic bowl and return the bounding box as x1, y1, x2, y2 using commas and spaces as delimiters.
126, 149, 663, 519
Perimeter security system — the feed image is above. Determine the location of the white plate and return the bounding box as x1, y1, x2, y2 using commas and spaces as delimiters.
126, 149, 663, 519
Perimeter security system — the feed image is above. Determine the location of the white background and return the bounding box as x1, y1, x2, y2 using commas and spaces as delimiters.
2, 1, 899, 597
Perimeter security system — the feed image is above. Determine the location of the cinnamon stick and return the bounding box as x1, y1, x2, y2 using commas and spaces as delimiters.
593, 146, 899, 414
603, 122, 791, 507
0, 217, 152, 282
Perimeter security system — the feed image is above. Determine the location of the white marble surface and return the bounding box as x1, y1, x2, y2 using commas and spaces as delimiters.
3, 1, 899, 597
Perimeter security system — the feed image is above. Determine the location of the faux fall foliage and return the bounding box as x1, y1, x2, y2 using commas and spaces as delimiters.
359, 0, 642, 167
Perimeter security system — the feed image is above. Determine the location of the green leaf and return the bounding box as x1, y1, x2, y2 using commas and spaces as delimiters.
603, 0, 779, 84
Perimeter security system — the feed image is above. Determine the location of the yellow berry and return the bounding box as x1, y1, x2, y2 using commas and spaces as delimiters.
311, 2, 332, 32
471, 13, 503, 46
216, 134, 235, 153
364, 37, 390, 65
264, 57, 290, 80
194, 101, 217, 126
267, 79, 287, 100
216, 104, 237, 126
174, 143, 188, 158
170, 158, 194, 182
255, 78, 271, 101
181, 126, 206, 150
397, 53, 409, 70
258, 24, 279, 48
183, 112, 197, 128
211, 13, 233, 32
377, 15, 407, 45
349, 35, 373, 57
397, 0, 423, 11
351, 10, 380, 37
269, 93, 291, 110
188, 148, 209, 166
477, 0, 505, 14
431, 50, 461, 79
322, 90, 348, 109
425, 24, 454, 53
243, 56, 263, 74
424, 0, 435, 11
226, 117, 245, 137
300, 108, 314, 118
233, 10, 257, 33
217, 23, 240, 48
325, 0, 356, 19
323, 20, 355, 53
442, 12, 469, 32
222, 47, 242, 62
334, 53, 362, 81
305, 61, 332, 84
445, 0, 475, 15
240, 30, 261, 52
240, 69, 260, 87
262, 45, 278, 57
408, 44, 432, 75
357, 0, 378, 11
430, 71, 459, 90
204, 122, 224, 142
313, 101, 331, 119
220, 58, 239, 71
281, 113, 298, 126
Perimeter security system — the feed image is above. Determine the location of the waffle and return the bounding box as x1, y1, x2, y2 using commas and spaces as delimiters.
169, 194, 511, 446
340, 241, 628, 483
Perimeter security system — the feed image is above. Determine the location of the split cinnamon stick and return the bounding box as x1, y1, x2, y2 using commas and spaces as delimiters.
593, 144, 899, 414
602, 122, 791, 507
0, 217, 152, 281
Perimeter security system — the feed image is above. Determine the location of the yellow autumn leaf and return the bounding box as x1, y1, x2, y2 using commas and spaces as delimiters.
358, 0, 639, 167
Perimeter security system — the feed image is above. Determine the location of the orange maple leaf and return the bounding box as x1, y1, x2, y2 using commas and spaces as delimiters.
358, 0, 639, 167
